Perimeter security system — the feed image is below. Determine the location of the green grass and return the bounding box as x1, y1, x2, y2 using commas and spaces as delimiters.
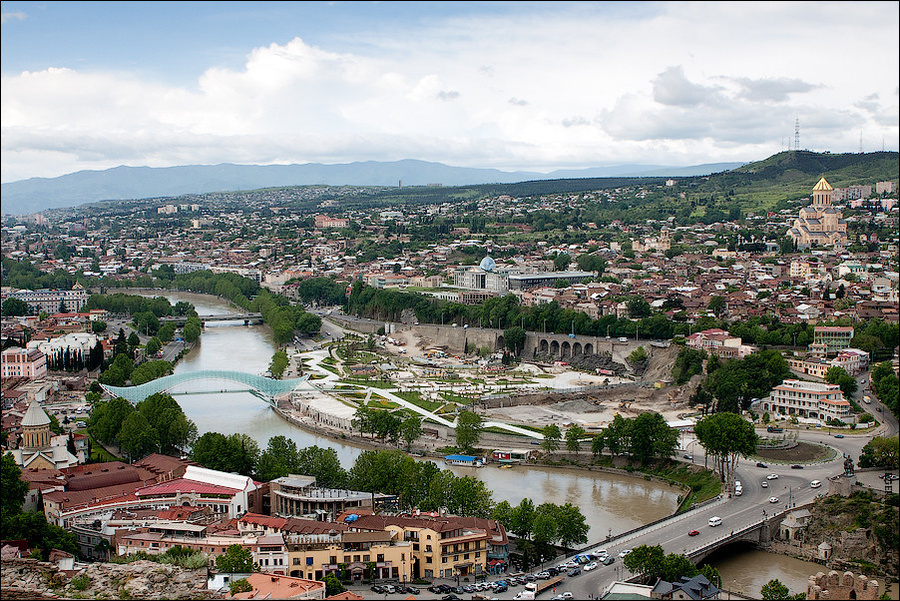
394, 391, 444, 412
87, 431, 119, 462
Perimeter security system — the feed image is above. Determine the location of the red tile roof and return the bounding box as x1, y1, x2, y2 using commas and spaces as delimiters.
136, 478, 241, 498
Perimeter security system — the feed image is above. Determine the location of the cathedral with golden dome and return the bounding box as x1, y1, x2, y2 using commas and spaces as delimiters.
787, 176, 848, 249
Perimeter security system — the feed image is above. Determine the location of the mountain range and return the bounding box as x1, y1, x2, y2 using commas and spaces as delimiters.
0, 159, 744, 216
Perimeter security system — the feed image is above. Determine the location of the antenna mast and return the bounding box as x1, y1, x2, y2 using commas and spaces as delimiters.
794, 118, 800, 151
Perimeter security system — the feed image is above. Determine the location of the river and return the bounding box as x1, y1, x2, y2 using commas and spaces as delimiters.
135, 290, 682, 541
705, 545, 898, 599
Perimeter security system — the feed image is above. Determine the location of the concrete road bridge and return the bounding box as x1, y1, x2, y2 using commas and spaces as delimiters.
161, 313, 264, 326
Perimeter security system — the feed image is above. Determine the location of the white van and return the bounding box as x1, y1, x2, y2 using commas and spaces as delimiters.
708, 516, 722, 527
810, 480, 821, 488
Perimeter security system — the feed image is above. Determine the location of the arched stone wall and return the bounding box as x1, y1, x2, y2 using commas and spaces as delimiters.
807, 571, 878, 600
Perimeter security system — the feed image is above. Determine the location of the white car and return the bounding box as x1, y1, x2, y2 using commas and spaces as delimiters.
551, 594, 574, 601
584, 562, 598, 571
767, 473, 779, 480
761, 481, 768, 488
810, 480, 821, 488
769, 496, 780, 503
618, 549, 632, 558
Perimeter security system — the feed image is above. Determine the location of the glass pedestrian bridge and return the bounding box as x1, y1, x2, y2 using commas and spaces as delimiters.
100, 370, 310, 404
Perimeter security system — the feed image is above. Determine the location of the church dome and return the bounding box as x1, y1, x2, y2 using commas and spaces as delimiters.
813, 176, 833, 192
22, 402, 51, 427
479, 256, 496, 272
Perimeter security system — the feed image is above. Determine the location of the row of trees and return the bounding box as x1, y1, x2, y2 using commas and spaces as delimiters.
492, 498, 589, 569
622, 544, 721, 587
89, 393, 197, 461
351, 405, 424, 450
870, 360, 899, 418
589, 412, 680, 464
689, 350, 790, 414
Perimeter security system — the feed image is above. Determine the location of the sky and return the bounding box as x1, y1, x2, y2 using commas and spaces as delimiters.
1, 1, 898, 183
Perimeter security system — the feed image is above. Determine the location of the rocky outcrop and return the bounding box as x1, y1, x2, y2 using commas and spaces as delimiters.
1, 557, 223, 600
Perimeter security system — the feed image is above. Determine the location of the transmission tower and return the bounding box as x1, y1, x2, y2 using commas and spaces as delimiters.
794, 118, 800, 151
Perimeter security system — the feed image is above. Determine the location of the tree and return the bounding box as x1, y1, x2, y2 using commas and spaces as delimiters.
455, 410, 483, 453
566, 424, 586, 454
858, 436, 899, 469
541, 424, 561, 455
296, 445, 348, 489
256, 435, 300, 482
708, 295, 726, 316
623, 544, 665, 582
628, 412, 678, 464
824, 366, 858, 399
509, 498, 535, 539
322, 573, 345, 596
144, 336, 161, 357
1, 297, 29, 316
268, 350, 289, 379
604, 414, 631, 457
183, 316, 202, 343
400, 415, 423, 450
1, 452, 29, 537
503, 326, 527, 355
760, 579, 794, 600
216, 544, 255, 574
555, 503, 589, 551
117, 412, 159, 461
694, 412, 758, 485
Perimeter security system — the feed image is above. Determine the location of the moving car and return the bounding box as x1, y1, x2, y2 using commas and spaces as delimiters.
791, 464, 804, 469
769, 496, 780, 503
756, 462, 768, 468
583, 562, 598, 571
810, 480, 821, 488
567, 567, 581, 577
603, 556, 616, 565
834, 434, 844, 438
761, 481, 768, 488
708, 516, 722, 527
688, 529, 700, 536
767, 473, 779, 480
618, 549, 632, 558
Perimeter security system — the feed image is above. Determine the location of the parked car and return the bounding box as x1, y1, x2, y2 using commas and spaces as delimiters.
371, 585, 385, 594
584, 562, 598, 571
537, 571, 551, 580
407, 586, 420, 594
683, 453, 693, 460
567, 567, 581, 577
688, 529, 700, 536
603, 555, 616, 565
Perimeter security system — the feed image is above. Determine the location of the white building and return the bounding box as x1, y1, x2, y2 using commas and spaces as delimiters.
760, 379, 854, 424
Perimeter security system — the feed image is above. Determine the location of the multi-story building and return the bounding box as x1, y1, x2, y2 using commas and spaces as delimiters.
684, 329, 748, 359
813, 326, 854, 355
6, 284, 89, 314
1, 347, 47, 380
759, 379, 854, 424
346, 512, 509, 581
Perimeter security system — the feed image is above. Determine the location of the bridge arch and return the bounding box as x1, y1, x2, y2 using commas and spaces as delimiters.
100, 371, 309, 404
561, 341, 571, 358
584, 342, 594, 355
572, 342, 582, 356
539, 339, 549, 354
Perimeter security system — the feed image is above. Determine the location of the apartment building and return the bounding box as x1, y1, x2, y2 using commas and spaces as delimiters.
1, 347, 47, 380
760, 379, 854, 424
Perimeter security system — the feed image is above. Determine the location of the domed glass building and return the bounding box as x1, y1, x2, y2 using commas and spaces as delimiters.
479, 256, 496, 272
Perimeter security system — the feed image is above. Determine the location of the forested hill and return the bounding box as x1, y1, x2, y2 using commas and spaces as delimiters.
686, 150, 899, 201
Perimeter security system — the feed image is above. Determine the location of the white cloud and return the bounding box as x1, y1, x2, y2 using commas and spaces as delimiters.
1, 2, 898, 181
1, 11, 26, 25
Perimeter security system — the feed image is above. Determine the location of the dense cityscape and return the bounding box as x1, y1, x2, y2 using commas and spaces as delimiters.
2, 150, 899, 600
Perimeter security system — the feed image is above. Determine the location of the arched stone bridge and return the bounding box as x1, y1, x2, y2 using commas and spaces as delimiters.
522, 332, 617, 359
100, 370, 309, 404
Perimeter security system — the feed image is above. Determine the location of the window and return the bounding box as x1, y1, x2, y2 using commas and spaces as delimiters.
464, 553, 469, 560
344, 555, 351, 563
363, 555, 370, 562
330, 556, 337, 564
442, 557, 447, 563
